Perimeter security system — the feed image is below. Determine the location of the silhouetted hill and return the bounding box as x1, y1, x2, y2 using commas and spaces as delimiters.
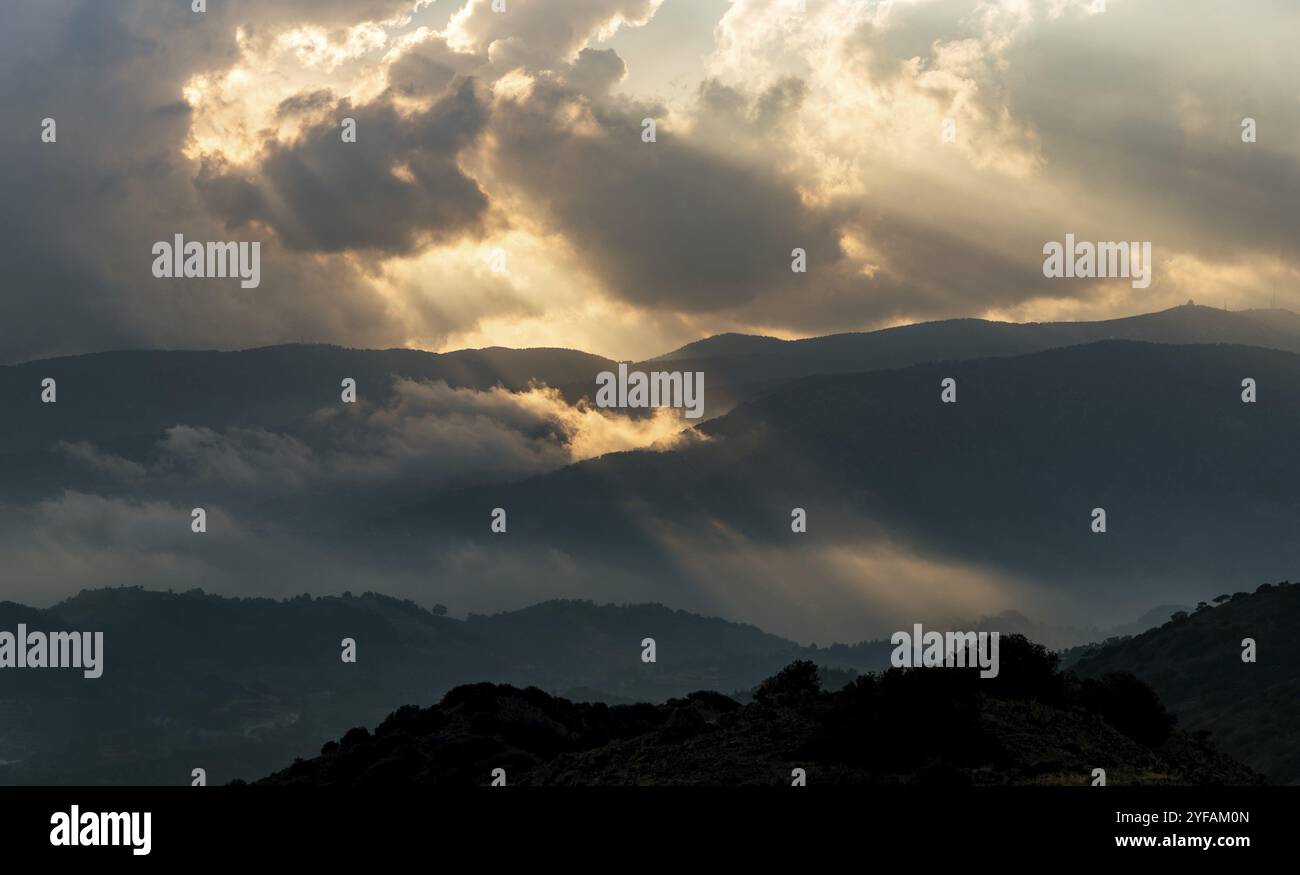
1073, 581, 1300, 785
0, 587, 891, 785
258, 636, 1261, 786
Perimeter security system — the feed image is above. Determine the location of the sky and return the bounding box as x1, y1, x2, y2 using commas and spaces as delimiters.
2, 0, 1299, 365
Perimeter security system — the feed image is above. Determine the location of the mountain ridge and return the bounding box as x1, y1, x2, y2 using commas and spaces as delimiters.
655, 305, 1300, 362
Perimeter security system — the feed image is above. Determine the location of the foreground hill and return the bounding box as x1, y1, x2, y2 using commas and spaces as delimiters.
0, 587, 892, 785
1073, 581, 1300, 785
258, 636, 1260, 787
0, 585, 1175, 785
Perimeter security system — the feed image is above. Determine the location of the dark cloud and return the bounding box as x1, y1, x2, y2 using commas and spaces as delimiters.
0, 0, 434, 364
386, 38, 486, 98
564, 47, 627, 98
997, 0, 1300, 262
276, 88, 337, 118
488, 76, 846, 312
199, 78, 494, 254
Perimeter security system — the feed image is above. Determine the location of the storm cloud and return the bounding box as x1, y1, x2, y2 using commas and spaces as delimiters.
2, 0, 1298, 363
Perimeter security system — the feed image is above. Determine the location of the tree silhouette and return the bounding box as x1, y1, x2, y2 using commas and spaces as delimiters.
754, 659, 821, 706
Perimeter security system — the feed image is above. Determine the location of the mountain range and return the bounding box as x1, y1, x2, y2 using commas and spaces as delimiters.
13, 304, 1296, 640
5, 305, 1300, 452
3, 303, 1299, 785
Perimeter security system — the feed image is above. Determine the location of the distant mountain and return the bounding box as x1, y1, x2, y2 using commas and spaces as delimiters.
7, 305, 1300, 513
6, 328, 1287, 639
257, 636, 1261, 787
0, 344, 614, 457
1111, 604, 1193, 639
0, 343, 626, 507
658, 306, 1300, 366
1073, 581, 1300, 785
5, 306, 1299, 471
961, 606, 1189, 651
649, 305, 1300, 414
396, 340, 1300, 637
0, 587, 892, 785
